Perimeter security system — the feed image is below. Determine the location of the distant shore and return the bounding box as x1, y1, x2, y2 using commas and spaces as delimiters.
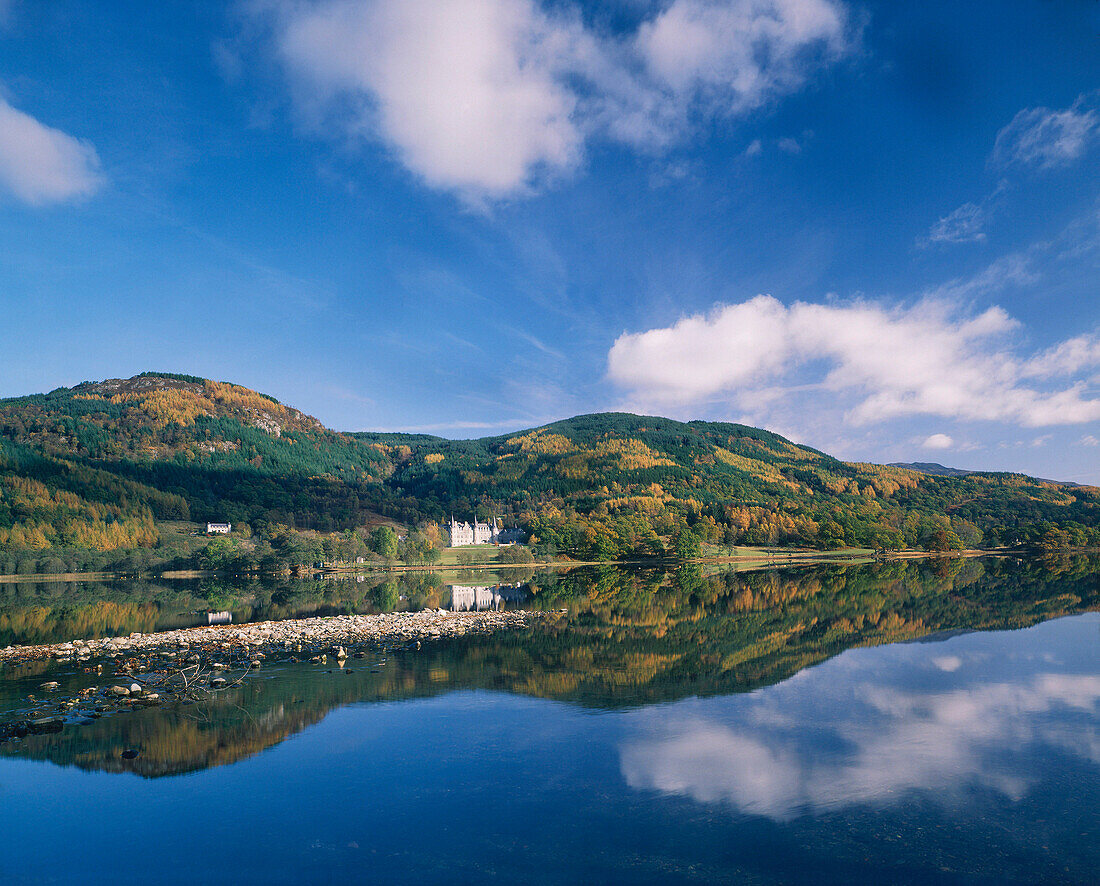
1, 546, 1086, 586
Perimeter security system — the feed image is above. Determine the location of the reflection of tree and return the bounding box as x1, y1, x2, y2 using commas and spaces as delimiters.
0, 572, 458, 645
3, 558, 1096, 778
502, 555, 1100, 706
1, 647, 479, 777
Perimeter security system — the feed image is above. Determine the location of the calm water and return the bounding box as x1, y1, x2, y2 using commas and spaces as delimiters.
0, 557, 1097, 884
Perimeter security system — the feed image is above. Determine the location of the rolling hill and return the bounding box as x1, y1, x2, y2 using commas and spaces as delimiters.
0, 373, 1097, 566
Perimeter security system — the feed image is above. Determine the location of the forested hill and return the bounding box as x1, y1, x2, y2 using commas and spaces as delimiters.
1, 372, 1097, 561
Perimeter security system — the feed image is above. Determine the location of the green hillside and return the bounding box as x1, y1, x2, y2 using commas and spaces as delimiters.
0, 373, 1097, 567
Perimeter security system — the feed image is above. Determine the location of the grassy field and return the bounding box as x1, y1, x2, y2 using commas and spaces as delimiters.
426, 543, 876, 569
432, 546, 515, 566
699, 543, 875, 559
157, 521, 230, 556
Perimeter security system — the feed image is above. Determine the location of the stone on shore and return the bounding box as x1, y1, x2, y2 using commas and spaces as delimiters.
0, 609, 545, 670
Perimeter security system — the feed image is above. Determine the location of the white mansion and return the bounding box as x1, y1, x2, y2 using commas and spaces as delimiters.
448, 515, 500, 547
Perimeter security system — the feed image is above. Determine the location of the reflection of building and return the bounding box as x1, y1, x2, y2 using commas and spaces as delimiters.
495, 583, 529, 604
206, 610, 233, 625
450, 585, 500, 611
448, 583, 529, 612
449, 516, 500, 546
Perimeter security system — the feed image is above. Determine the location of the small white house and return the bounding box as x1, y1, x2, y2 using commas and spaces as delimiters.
206, 522, 232, 535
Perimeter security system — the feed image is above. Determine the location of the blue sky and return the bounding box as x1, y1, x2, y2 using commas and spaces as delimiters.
0, 0, 1098, 482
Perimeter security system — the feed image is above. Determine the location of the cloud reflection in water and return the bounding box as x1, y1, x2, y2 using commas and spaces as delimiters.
621, 616, 1100, 821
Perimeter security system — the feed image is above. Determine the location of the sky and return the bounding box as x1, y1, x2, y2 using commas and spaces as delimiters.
0, 0, 1098, 483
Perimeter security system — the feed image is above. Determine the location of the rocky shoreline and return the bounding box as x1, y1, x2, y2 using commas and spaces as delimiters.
0, 609, 540, 666
0, 609, 543, 744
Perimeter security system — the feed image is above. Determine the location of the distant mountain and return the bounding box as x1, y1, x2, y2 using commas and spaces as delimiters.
892, 461, 1078, 487
1, 373, 1097, 560
888, 462, 974, 478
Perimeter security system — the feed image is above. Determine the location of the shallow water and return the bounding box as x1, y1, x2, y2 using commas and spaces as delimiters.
0, 569, 534, 646
0, 558, 1097, 884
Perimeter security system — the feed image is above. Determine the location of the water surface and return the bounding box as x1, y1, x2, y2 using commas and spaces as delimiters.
0, 557, 1096, 884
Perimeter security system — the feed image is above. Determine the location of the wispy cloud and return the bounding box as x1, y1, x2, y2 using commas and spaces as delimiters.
500, 324, 566, 361
925, 94, 1099, 247
924, 252, 1035, 301
0, 95, 104, 205
776, 136, 802, 155
319, 384, 376, 407
925, 200, 988, 245
252, 0, 853, 202
992, 93, 1099, 170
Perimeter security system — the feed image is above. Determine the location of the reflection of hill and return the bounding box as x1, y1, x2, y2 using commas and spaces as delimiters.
499, 555, 1100, 706
0, 578, 219, 646
2, 656, 453, 778
2, 557, 1096, 777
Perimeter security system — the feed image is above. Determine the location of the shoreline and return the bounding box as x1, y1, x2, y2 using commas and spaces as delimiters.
0, 549, 930, 584
0, 609, 548, 743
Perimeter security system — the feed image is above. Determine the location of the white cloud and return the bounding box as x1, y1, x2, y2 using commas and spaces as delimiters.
635, 0, 847, 110
258, 0, 851, 200
607, 294, 1100, 426
1080, 435, 1099, 447
1023, 333, 1100, 379
922, 433, 953, 450
0, 96, 104, 205
926, 201, 987, 244
275, 0, 583, 200
992, 94, 1099, 170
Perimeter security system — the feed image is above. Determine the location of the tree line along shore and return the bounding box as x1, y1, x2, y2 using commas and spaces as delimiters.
2, 374, 1097, 578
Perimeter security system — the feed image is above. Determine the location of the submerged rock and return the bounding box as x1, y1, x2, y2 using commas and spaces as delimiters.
27, 716, 64, 734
